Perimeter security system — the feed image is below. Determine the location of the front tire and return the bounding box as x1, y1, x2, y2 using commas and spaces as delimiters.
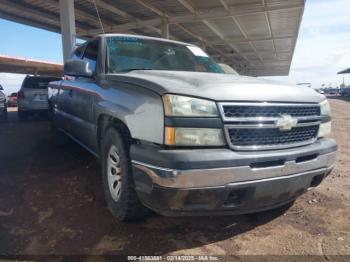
101, 127, 149, 221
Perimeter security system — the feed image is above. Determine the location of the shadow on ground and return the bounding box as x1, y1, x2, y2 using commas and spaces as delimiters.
0, 109, 289, 255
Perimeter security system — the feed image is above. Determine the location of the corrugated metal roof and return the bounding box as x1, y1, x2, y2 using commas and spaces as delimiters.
0, 0, 305, 76
0, 54, 63, 76
338, 68, 350, 74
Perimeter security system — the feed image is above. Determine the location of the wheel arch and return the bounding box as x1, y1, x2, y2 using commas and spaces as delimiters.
94, 91, 164, 147
97, 113, 133, 150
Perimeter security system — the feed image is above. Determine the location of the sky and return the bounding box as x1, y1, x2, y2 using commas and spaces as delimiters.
0, 0, 350, 95
264, 0, 350, 88
0, 21, 63, 95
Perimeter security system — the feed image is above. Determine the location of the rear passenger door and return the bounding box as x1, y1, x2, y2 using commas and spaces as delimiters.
61, 39, 100, 150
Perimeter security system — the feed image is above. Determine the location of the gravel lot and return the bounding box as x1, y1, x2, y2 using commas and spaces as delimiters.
0, 97, 349, 258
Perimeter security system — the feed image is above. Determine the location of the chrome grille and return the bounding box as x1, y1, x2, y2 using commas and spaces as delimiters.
222, 105, 320, 118
219, 102, 321, 151
227, 126, 319, 149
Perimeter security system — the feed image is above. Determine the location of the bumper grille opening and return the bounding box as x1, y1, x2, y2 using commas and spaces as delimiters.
223, 189, 247, 207
310, 174, 324, 188
250, 159, 285, 169
296, 154, 318, 163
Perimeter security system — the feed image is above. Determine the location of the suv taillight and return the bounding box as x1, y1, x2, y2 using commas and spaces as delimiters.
18, 91, 25, 99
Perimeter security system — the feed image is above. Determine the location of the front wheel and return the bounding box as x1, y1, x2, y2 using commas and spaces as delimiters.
101, 127, 149, 221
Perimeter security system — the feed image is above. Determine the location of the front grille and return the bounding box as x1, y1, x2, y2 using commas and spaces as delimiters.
222, 105, 320, 119
219, 102, 321, 150
227, 125, 319, 148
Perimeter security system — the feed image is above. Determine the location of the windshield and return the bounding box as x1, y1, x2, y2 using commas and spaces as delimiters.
106, 36, 224, 74
22, 77, 61, 89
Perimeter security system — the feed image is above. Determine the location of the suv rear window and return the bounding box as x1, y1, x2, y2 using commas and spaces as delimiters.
22, 77, 61, 89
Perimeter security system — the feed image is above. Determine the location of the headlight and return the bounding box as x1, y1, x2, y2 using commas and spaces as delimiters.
320, 99, 331, 116
165, 127, 225, 146
318, 100, 332, 138
163, 95, 218, 117
318, 122, 331, 138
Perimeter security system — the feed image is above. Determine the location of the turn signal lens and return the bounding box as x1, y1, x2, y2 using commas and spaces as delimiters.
164, 127, 175, 145
165, 127, 225, 146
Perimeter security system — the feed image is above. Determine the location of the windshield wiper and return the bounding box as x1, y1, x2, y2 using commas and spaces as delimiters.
118, 68, 153, 72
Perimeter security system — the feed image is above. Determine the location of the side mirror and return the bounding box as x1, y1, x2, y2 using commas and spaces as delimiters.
64, 59, 93, 78
0, 85, 3, 91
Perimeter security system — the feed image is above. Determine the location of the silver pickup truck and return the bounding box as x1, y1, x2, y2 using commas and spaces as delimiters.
48, 34, 337, 221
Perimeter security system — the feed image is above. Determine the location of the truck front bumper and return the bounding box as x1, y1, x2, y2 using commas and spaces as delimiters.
131, 138, 337, 216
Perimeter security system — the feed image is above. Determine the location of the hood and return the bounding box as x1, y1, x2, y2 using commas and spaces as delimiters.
108, 70, 325, 103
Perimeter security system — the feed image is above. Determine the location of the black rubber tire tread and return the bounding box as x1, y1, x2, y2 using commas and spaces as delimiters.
101, 126, 149, 221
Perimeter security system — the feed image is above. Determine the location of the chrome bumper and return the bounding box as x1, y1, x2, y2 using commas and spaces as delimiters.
132, 139, 336, 216
132, 151, 335, 189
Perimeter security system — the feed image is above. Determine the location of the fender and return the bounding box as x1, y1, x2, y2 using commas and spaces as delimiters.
94, 81, 164, 147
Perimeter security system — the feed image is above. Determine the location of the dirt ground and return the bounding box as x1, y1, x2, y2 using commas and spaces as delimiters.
0, 97, 349, 258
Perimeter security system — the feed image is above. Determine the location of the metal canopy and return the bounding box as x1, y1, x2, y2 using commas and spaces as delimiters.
338, 68, 350, 74
0, 55, 63, 76
0, 0, 305, 76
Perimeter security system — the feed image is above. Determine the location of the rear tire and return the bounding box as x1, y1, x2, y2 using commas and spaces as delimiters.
101, 127, 149, 221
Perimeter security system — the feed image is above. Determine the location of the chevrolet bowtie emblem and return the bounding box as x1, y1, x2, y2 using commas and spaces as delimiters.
276, 114, 298, 131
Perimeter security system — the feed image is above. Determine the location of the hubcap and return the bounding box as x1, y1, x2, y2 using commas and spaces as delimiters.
107, 145, 122, 201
